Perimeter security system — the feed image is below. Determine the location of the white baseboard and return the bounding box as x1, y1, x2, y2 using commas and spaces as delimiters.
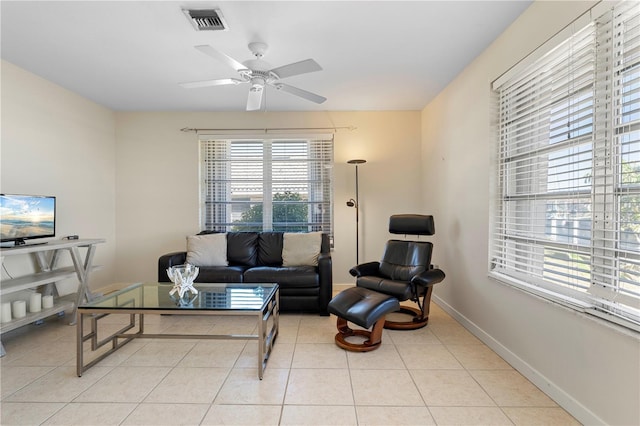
432, 295, 604, 426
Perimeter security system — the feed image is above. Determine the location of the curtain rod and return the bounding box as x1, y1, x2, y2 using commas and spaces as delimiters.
180, 126, 356, 133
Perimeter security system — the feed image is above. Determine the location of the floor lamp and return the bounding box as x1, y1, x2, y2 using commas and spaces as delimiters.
347, 159, 366, 264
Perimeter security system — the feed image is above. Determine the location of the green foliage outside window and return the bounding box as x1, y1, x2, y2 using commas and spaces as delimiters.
233, 191, 309, 232
621, 162, 640, 237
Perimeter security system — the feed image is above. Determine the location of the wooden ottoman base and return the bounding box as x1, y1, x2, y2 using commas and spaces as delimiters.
334, 316, 385, 352
327, 287, 400, 352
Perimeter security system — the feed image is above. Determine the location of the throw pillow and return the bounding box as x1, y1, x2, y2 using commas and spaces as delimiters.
282, 232, 322, 266
186, 233, 228, 267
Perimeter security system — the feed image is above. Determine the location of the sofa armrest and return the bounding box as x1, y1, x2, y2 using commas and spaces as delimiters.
317, 252, 333, 315
158, 251, 187, 282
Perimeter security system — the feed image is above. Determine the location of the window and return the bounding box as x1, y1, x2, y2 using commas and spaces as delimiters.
491, 1, 640, 329
200, 135, 334, 238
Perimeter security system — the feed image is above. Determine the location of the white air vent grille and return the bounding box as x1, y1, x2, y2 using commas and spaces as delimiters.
183, 9, 228, 31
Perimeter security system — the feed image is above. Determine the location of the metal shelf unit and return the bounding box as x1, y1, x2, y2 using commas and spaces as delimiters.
0, 238, 105, 355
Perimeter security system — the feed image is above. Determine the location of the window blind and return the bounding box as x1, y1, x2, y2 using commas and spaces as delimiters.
200, 136, 334, 237
491, 1, 640, 329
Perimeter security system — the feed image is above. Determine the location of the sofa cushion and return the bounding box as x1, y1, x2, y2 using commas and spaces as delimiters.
186, 233, 228, 267
282, 232, 322, 266
244, 266, 319, 288
258, 232, 283, 266
227, 232, 259, 266
195, 266, 246, 283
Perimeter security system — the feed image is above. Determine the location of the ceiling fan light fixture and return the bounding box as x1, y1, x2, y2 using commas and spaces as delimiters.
183, 9, 228, 31
251, 80, 265, 90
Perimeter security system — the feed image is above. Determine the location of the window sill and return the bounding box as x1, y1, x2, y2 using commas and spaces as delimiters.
488, 271, 640, 338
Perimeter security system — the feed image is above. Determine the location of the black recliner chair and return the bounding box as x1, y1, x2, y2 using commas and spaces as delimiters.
349, 214, 445, 330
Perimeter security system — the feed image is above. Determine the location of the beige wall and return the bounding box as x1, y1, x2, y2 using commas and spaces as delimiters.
0, 60, 117, 294
114, 110, 423, 285
0, 59, 423, 291
422, 1, 640, 425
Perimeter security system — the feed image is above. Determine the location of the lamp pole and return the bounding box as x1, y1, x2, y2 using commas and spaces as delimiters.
347, 159, 366, 264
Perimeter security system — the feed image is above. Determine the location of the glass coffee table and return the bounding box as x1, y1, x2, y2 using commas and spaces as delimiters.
76, 282, 279, 379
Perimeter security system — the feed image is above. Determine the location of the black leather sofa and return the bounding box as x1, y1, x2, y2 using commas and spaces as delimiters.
158, 232, 332, 315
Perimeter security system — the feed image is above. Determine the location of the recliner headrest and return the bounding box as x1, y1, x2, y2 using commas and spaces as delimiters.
389, 214, 435, 236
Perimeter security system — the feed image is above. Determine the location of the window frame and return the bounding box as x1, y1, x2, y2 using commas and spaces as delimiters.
490, 1, 640, 331
198, 134, 334, 239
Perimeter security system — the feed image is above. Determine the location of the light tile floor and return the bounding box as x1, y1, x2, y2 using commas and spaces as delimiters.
0, 302, 581, 425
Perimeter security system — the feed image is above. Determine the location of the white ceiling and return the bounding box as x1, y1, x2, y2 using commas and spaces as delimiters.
1, 1, 531, 112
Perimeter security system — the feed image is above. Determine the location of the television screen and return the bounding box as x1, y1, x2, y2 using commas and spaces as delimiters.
0, 194, 56, 244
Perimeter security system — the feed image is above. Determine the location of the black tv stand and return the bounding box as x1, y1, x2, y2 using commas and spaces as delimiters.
1, 239, 49, 248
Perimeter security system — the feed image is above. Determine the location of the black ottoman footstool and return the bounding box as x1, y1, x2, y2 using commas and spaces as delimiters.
327, 287, 400, 352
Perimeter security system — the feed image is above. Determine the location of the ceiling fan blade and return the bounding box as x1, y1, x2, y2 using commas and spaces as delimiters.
246, 88, 264, 111
275, 83, 326, 104
179, 78, 242, 89
270, 59, 322, 79
194, 45, 247, 73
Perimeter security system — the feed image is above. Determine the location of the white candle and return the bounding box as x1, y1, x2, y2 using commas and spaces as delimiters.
12, 300, 26, 319
29, 293, 42, 313
42, 295, 54, 309
1, 302, 12, 323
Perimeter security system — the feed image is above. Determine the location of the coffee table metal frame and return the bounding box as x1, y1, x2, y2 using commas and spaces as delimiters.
76, 282, 279, 379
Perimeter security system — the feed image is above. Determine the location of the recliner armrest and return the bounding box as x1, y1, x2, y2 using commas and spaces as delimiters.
411, 268, 445, 288
349, 261, 381, 277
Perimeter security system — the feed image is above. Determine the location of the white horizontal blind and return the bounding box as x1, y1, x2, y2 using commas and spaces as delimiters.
491, 1, 640, 329
591, 1, 640, 312
200, 136, 334, 236
493, 23, 597, 297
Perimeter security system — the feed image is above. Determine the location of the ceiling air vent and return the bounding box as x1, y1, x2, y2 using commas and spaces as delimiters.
183, 9, 228, 31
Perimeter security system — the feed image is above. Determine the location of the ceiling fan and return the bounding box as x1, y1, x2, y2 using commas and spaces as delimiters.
180, 42, 326, 111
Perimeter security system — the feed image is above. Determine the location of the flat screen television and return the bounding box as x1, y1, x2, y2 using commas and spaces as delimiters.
0, 194, 56, 246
